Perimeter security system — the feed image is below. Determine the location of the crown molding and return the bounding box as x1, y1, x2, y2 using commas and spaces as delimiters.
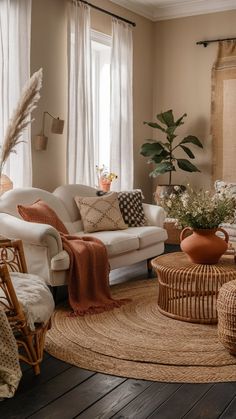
110, 0, 236, 21
110, 0, 156, 21
154, 0, 236, 21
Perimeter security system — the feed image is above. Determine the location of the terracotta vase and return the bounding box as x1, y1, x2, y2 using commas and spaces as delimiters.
99, 178, 111, 192
180, 227, 229, 264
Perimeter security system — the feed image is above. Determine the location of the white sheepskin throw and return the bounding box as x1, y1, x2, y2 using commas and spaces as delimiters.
10, 272, 55, 331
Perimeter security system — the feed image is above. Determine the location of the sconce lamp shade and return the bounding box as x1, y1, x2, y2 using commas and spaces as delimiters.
34, 111, 64, 151
34, 135, 48, 151
51, 118, 64, 134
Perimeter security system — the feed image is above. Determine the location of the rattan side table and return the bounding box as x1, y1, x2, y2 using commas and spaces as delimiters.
217, 280, 236, 355
152, 252, 236, 324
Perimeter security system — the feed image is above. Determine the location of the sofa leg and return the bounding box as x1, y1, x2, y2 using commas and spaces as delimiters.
50, 286, 58, 303
147, 259, 153, 278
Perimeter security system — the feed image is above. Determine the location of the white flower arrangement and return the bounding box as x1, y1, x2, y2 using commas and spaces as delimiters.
160, 185, 236, 229
96, 165, 118, 183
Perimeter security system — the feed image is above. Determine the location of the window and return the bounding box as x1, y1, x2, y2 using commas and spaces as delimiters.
0, 0, 32, 187
91, 30, 111, 170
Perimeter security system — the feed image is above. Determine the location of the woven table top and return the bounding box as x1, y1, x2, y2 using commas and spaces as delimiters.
152, 252, 236, 275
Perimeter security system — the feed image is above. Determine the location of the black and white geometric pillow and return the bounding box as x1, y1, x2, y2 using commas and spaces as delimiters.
118, 190, 147, 227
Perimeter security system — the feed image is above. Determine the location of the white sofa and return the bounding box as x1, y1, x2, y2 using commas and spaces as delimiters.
0, 184, 167, 286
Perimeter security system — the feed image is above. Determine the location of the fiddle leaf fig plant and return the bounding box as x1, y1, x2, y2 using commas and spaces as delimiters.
140, 109, 203, 185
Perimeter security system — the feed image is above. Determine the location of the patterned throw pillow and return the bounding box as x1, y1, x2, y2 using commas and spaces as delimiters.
18, 199, 69, 234
215, 180, 236, 197
215, 180, 236, 224
118, 190, 147, 227
74, 192, 128, 233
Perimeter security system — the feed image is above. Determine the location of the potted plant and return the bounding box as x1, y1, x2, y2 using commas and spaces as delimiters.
96, 165, 118, 192
159, 185, 236, 264
140, 109, 203, 198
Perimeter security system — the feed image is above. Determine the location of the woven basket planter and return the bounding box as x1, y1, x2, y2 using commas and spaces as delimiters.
217, 280, 236, 355
164, 219, 182, 245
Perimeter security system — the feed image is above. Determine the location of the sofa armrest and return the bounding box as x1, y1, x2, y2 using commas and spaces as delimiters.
143, 203, 166, 227
0, 213, 63, 256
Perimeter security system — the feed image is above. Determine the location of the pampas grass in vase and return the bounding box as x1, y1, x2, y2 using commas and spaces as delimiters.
0, 68, 43, 194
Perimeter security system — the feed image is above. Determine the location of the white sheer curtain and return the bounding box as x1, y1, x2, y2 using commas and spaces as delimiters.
0, 0, 32, 187
67, 1, 95, 186
110, 19, 133, 191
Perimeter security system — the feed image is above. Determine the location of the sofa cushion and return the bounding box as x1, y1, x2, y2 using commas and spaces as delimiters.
76, 230, 139, 257
18, 200, 68, 234
118, 190, 147, 227
9, 272, 55, 331
53, 184, 98, 222
74, 192, 127, 233
126, 226, 168, 249
64, 220, 83, 235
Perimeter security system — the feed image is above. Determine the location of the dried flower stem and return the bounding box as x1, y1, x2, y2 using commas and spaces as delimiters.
0, 68, 43, 177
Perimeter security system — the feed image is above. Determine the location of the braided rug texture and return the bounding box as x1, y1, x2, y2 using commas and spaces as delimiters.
45, 279, 236, 383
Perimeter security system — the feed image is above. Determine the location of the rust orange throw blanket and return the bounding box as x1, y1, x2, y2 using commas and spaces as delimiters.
61, 234, 129, 316
17, 199, 129, 316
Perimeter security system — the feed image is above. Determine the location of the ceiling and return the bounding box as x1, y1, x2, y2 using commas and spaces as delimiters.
110, 0, 236, 21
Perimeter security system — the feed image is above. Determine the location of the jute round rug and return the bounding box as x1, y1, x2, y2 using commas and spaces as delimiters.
45, 279, 236, 383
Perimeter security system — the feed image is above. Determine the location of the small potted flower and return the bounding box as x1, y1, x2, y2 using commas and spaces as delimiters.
96, 165, 118, 192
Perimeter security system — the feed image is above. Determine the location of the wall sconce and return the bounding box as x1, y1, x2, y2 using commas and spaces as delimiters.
34, 111, 64, 151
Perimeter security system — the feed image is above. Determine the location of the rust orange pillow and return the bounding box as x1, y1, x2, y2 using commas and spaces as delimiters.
18, 199, 68, 234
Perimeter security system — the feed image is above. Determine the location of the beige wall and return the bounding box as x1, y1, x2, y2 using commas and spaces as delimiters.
31, 0, 155, 201
31, 0, 67, 192
31, 2, 235, 199
153, 10, 236, 191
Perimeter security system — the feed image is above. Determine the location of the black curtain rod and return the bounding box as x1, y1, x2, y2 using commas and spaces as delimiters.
78, 0, 136, 27
197, 37, 236, 47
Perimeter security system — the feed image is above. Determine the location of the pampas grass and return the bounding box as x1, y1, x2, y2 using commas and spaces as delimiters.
0, 68, 43, 176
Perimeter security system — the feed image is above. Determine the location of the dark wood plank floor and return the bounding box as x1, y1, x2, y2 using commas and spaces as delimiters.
1, 246, 236, 419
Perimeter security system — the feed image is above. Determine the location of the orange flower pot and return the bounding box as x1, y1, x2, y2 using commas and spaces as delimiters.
99, 178, 111, 192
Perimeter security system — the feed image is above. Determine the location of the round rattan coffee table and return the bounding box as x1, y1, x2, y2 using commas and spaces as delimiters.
151, 252, 236, 324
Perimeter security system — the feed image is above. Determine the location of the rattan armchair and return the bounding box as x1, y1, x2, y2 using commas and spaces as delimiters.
0, 239, 53, 375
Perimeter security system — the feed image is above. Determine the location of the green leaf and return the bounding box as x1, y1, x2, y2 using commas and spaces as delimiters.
143, 121, 166, 132
150, 150, 169, 163
180, 135, 203, 148
148, 156, 163, 164
175, 113, 187, 126
156, 109, 174, 127
142, 138, 156, 143
180, 145, 195, 159
177, 159, 201, 172
166, 126, 177, 137
149, 162, 176, 177
140, 142, 164, 157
